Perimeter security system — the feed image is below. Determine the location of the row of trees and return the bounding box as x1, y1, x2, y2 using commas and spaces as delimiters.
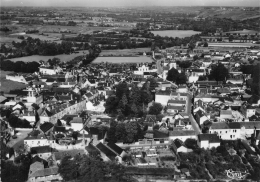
8, 115, 32, 128
58, 154, 134, 182
1, 59, 40, 73
0, 38, 82, 58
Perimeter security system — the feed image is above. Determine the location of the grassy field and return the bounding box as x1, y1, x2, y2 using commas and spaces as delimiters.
150, 30, 201, 38
0, 35, 22, 45
100, 48, 151, 56
7, 50, 89, 62
0, 70, 27, 93
208, 42, 258, 48
93, 56, 153, 64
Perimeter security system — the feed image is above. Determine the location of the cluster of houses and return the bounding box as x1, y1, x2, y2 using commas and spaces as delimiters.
1, 43, 260, 181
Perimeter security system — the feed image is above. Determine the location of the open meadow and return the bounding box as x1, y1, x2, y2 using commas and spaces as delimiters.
0, 70, 27, 93
150, 30, 201, 38
100, 48, 151, 56
6, 50, 89, 62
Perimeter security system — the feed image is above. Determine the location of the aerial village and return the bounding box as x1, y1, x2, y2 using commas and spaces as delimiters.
1, 26, 260, 182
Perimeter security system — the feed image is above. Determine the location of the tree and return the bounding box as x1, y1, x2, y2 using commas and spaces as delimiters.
59, 155, 80, 181
251, 63, 260, 95
72, 131, 79, 141
115, 123, 126, 142
167, 67, 179, 82
198, 75, 208, 81
176, 72, 187, 84
184, 138, 198, 149
203, 42, 208, 47
149, 102, 163, 115
209, 63, 229, 82
178, 61, 192, 70
193, 55, 199, 61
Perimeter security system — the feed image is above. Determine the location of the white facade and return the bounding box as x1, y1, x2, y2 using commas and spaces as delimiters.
209, 128, 241, 140
39, 67, 57, 75
24, 138, 54, 149
198, 140, 220, 149
155, 94, 171, 106
169, 135, 196, 142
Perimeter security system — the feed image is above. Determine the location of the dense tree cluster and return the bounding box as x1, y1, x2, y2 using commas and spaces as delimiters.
1, 154, 32, 182
107, 120, 145, 143
1, 59, 40, 73
0, 38, 85, 59
166, 67, 187, 84
251, 63, 260, 96
8, 115, 32, 128
58, 154, 134, 182
148, 102, 163, 115
105, 79, 157, 117
209, 63, 229, 82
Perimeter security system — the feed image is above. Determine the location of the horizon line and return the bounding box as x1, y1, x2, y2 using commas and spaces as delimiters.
1, 5, 258, 8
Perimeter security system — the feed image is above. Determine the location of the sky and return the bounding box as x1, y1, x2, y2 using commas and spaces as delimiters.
1, 0, 259, 7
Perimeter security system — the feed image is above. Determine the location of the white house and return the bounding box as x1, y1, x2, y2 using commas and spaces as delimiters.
209, 122, 241, 140
24, 134, 54, 149
197, 134, 220, 149
169, 130, 196, 142
39, 67, 61, 75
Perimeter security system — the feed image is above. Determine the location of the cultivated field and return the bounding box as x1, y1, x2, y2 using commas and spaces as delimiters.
208, 42, 258, 48
100, 48, 151, 56
0, 70, 27, 93
150, 30, 201, 38
7, 50, 89, 63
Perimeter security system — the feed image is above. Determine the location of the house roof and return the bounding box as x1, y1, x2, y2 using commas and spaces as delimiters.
29, 167, 59, 178
31, 146, 53, 154
167, 105, 185, 111
96, 142, 117, 160
198, 134, 220, 143
0, 96, 7, 103
169, 130, 196, 136
71, 117, 83, 124
39, 122, 54, 133
239, 122, 260, 129
210, 122, 241, 130
53, 126, 66, 133
168, 100, 186, 104
107, 142, 123, 155
85, 144, 100, 154
153, 130, 169, 138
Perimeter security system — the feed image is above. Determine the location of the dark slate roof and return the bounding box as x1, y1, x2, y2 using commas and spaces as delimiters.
31, 146, 53, 154
107, 142, 123, 155
85, 143, 100, 154
53, 126, 66, 133
39, 122, 54, 133
198, 134, 220, 143
153, 130, 169, 139
96, 142, 117, 160
211, 122, 241, 129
